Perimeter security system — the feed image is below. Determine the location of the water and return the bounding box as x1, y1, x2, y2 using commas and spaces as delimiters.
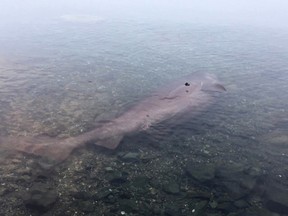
0, 19, 288, 215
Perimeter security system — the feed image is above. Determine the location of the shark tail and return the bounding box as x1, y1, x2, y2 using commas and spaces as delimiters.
0, 136, 80, 163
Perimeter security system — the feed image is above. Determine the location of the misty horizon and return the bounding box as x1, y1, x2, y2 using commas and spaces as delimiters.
0, 0, 288, 28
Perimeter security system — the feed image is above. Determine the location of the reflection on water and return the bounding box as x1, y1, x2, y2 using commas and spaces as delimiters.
0, 21, 288, 215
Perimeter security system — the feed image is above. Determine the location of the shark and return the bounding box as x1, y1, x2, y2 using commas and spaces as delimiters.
0, 73, 225, 163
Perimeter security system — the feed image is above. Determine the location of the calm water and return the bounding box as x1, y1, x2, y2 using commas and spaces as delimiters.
0, 19, 288, 215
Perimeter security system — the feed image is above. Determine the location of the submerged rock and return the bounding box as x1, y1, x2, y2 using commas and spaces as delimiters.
76, 200, 95, 213
215, 163, 246, 180
94, 187, 113, 200
215, 163, 262, 199
164, 203, 181, 216
221, 181, 250, 199
118, 199, 138, 213
227, 207, 278, 216
186, 162, 216, 182
185, 190, 211, 199
23, 182, 58, 212
72, 191, 92, 200
107, 171, 128, 185
233, 199, 250, 209
131, 176, 150, 189
209, 200, 218, 209
264, 183, 288, 214
192, 200, 208, 216
0, 187, 8, 196
216, 201, 237, 213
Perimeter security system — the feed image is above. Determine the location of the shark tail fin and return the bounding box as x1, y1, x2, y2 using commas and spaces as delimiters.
96, 135, 123, 149
0, 136, 79, 163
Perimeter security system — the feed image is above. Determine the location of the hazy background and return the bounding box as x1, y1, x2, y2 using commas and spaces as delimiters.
0, 0, 288, 28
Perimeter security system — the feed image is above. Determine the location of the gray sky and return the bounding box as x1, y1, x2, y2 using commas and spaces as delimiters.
1, 0, 288, 28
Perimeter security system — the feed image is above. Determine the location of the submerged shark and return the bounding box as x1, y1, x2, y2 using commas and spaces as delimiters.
0, 73, 225, 162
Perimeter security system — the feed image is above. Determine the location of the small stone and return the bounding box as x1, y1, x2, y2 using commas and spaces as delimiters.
140, 155, 157, 163
163, 181, 180, 195
106, 194, 117, 203
105, 167, 114, 172
120, 152, 140, 162
233, 199, 249, 208
209, 200, 218, 209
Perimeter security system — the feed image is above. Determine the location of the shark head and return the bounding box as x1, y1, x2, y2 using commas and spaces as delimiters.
164, 73, 226, 100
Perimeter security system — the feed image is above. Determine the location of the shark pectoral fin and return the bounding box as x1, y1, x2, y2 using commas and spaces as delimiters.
96, 135, 124, 149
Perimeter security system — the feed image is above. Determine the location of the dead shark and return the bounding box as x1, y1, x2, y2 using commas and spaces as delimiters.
0, 73, 225, 162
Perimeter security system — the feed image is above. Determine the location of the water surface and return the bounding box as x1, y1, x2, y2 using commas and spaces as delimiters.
0, 19, 288, 215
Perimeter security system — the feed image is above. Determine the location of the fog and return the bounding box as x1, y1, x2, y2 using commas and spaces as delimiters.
1, 0, 288, 28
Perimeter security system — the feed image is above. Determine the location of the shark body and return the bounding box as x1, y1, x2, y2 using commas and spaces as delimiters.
0, 73, 225, 162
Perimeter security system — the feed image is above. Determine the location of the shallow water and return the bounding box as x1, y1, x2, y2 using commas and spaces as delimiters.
0, 20, 288, 215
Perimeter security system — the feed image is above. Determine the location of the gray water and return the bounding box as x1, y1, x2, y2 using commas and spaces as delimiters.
0, 20, 288, 215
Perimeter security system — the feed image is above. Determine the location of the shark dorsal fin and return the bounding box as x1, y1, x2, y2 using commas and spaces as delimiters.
201, 83, 226, 92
